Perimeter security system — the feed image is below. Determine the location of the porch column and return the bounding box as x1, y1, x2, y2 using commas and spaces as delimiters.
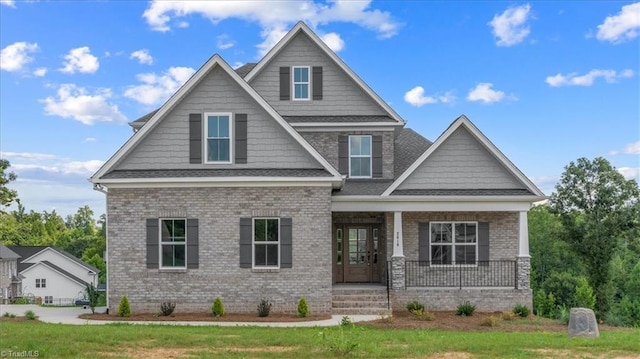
391, 211, 406, 290
517, 211, 531, 290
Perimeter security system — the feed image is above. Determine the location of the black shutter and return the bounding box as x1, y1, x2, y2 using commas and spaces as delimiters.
279, 67, 290, 100
418, 222, 430, 267
189, 113, 202, 164
146, 219, 159, 269
478, 222, 490, 266
280, 218, 292, 268
235, 114, 247, 164
239, 218, 252, 268
372, 135, 383, 177
312, 66, 323, 100
338, 135, 349, 175
186, 219, 199, 269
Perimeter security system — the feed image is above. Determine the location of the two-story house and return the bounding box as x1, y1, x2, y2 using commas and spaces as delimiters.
91, 22, 544, 315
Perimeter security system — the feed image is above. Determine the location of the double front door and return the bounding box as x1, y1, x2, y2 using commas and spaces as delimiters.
333, 225, 381, 283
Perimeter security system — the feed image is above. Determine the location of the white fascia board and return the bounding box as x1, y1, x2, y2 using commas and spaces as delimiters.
244, 21, 406, 126
331, 196, 539, 212
293, 126, 397, 133
91, 53, 342, 182
382, 115, 545, 197
100, 177, 341, 189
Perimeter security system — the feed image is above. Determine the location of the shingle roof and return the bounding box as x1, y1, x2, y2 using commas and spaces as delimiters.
283, 115, 397, 123
101, 168, 333, 179
390, 188, 536, 196
9, 246, 100, 273
132, 109, 159, 124
0, 244, 20, 260
333, 179, 394, 196
394, 128, 432, 178
234, 62, 257, 78
40, 261, 90, 287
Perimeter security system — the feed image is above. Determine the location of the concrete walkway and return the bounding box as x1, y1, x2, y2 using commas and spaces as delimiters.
0, 304, 379, 327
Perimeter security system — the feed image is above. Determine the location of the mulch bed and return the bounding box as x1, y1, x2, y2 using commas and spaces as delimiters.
79, 312, 332, 322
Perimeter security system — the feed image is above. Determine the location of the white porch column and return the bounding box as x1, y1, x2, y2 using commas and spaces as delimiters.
518, 211, 530, 257
392, 211, 404, 258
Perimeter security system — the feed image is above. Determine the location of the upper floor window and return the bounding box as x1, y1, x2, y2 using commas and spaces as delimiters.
205, 113, 232, 163
254, 218, 279, 268
349, 135, 372, 178
430, 222, 477, 265
36, 278, 46, 288
160, 219, 186, 268
292, 66, 310, 100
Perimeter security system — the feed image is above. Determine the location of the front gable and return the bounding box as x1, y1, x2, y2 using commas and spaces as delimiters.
20, 248, 97, 278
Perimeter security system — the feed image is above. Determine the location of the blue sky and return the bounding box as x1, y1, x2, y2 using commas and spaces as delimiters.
1, 1, 638, 217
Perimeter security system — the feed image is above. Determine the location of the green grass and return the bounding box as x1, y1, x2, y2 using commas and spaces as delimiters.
0, 321, 638, 358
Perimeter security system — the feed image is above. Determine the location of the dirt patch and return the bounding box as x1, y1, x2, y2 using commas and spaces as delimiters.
429, 353, 473, 359
0, 316, 38, 322
98, 347, 193, 358
531, 349, 640, 359
80, 312, 331, 323
212, 346, 297, 353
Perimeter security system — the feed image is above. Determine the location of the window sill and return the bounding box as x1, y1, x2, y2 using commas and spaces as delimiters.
251, 268, 280, 273
158, 268, 188, 273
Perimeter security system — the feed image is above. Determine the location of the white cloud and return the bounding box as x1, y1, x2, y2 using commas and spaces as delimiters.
596, 2, 640, 43
60, 46, 99, 74
320, 32, 345, 52
488, 4, 532, 47
124, 66, 196, 106
0, 0, 15, 8
546, 68, 634, 87
33, 67, 47, 77
404, 86, 456, 107
466, 83, 509, 104
82, 137, 97, 143
1, 152, 58, 161
0, 42, 39, 72
142, 1, 400, 56
41, 84, 127, 125
216, 34, 235, 50
610, 141, 640, 155
618, 167, 640, 181
130, 49, 154, 65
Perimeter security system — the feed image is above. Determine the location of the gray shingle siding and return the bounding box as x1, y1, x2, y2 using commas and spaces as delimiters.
249, 32, 389, 116
113, 66, 322, 171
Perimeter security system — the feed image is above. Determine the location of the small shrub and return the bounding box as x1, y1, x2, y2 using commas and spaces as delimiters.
9, 313, 16, 318
340, 316, 352, 327
212, 297, 224, 317
378, 310, 394, 323
160, 302, 176, 316
85, 284, 100, 314
2, 312, 9, 317
513, 304, 530, 318
24, 310, 36, 320
574, 277, 596, 310
410, 308, 435, 321
501, 311, 517, 321
117, 295, 131, 317
257, 298, 272, 317
533, 290, 557, 318
456, 301, 476, 316
297, 297, 309, 318
405, 301, 425, 312
556, 304, 570, 324
480, 315, 501, 327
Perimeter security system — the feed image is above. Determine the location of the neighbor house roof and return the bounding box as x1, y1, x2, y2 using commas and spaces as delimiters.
40, 260, 90, 287
8, 246, 100, 274
0, 244, 20, 260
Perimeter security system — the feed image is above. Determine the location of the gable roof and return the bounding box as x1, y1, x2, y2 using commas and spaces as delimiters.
8, 246, 100, 274
21, 260, 90, 287
382, 115, 545, 198
0, 244, 20, 260
244, 21, 405, 126
91, 54, 343, 183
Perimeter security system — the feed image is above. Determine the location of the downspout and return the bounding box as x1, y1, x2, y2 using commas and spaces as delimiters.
92, 182, 108, 311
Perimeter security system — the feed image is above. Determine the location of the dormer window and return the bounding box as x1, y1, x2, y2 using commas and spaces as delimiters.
349, 135, 372, 178
292, 66, 310, 100
205, 113, 232, 163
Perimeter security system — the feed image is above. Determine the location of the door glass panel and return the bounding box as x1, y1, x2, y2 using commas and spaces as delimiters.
372, 228, 378, 264
336, 229, 342, 264
349, 228, 367, 264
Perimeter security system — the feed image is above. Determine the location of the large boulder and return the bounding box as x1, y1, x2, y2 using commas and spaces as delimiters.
568, 308, 599, 338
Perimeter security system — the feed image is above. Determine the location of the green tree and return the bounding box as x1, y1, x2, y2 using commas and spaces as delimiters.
0, 159, 18, 210
550, 157, 640, 315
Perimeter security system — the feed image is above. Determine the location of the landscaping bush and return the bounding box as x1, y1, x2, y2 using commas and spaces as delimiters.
212, 297, 225, 317
556, 304, 570, 324
160, 302, 176, 316
533, 289, 556, 318
480, 315, 501, 327
501, 311, 517, 321
409, 308, 434, 321
405, 301, 425, 312
257, 298, 272, 317
297, 297, 309, 318
24, 310, 36, 320
117, 295, 131, 317
456, 301, 476, 316
85, 284, 100, 314
513, 304, 530, 318
340, 316, 352, 327
3, 312, 9, 317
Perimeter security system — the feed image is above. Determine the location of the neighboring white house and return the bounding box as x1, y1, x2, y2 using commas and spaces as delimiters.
0, 244, 21, 302
8, 246, 99, 304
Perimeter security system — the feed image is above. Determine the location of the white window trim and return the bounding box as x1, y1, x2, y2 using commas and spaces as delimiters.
429, 221, 478, 267
204, 112, 233, 164
292, 66, 311, 101
252, 217, 281, 269
159, 218, 187, 270
36, 278, 46, 288
348, 135, 373, 178
44, 296, 53, 304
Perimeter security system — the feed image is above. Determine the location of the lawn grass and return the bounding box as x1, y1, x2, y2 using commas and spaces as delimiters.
1, 321, 638, 358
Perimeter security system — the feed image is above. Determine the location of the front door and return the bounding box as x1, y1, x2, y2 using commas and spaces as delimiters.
333, 225, 381, 283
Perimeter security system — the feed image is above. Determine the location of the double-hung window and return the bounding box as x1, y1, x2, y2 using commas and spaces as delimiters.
292, 66, 310, 100
349, 135, 372, 178
160, 219, 186, 268
44, 296, 53, 304
36, 278, 46, 288
430, 222, 477, 265
253, 218, 279, 268
205, 113, 232, 163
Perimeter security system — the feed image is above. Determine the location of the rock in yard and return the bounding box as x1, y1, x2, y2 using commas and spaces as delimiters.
567, 308, 599, 338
